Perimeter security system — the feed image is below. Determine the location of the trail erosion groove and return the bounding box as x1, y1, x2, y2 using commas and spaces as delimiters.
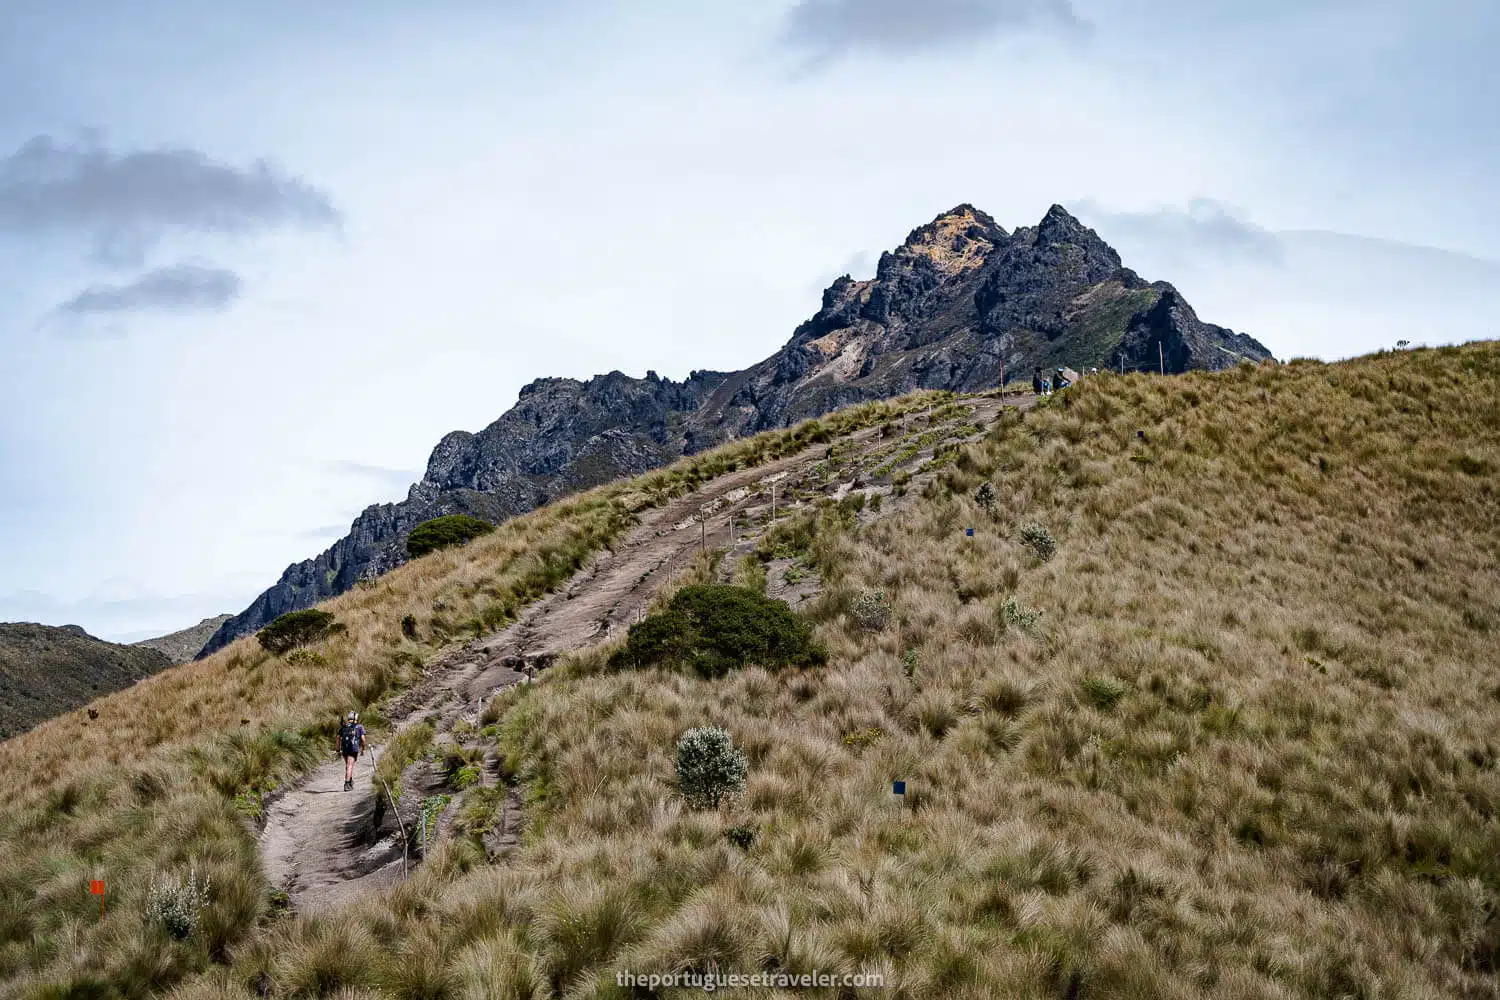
257, 393, 1018, 911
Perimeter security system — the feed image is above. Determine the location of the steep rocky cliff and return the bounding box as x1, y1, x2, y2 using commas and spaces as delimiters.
200, 371, 729, 655
202, 204, 1271, 655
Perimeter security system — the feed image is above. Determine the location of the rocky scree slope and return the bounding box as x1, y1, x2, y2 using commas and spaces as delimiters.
0, 623, 172, 739
202, 204, 1269, 655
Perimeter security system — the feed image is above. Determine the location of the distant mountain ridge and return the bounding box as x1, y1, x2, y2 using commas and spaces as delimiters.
132, 614, 233, 663
201, 204, 1270, 656
0, 623, 172, 740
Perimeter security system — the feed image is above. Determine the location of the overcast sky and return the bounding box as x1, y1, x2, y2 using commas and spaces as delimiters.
2, 0, 1496, 640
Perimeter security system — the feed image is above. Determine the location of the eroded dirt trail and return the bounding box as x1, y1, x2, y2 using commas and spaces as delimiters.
259, 394, 1017, 911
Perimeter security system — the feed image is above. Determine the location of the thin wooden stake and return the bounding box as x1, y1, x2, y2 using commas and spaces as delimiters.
1159, 342, 1166, 376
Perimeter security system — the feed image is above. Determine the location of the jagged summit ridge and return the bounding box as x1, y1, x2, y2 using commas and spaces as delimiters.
200, 204, 1271, 656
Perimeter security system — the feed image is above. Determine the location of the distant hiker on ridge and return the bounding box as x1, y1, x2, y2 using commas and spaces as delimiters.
1032, 369, 1045, 396
338, 711, 367, 792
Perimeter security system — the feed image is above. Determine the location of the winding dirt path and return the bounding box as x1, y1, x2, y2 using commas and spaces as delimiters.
258, 393, 1018, 911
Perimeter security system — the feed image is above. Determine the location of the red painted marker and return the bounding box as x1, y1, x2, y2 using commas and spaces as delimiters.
90, 879, 105, 917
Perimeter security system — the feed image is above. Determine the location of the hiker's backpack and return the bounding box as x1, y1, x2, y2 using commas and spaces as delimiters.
339, 720, 360, 757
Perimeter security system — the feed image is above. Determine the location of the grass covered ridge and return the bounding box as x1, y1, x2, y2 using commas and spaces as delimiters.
167, 343, 1500, 1000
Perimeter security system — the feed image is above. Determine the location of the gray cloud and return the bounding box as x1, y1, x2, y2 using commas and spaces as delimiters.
782, 0, 1088, 59
1071, 198, 1286, 264
56, 263, 242, 315
0, 134, 340, 265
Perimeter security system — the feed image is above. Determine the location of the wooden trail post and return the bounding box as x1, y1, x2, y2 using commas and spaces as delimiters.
374, 750, 409, 880
1159, 342, 1166, 376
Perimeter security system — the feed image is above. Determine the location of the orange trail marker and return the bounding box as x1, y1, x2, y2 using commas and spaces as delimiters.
89, 879, 105, 917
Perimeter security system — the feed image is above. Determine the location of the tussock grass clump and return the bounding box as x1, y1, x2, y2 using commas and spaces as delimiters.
374, 722, 434, 800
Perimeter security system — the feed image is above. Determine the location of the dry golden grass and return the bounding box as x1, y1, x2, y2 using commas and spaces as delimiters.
6, 345, 1500, 998
0, 392, 940, 998
187, 343, 1500, 1000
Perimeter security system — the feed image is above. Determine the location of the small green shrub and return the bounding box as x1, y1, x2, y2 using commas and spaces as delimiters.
256, 609, 344, 655
842, 727, 884, 751
724, 825, 756, 850
852, 590, 892, 632
675, 727, 748, 809
420, 795, 451, 847
1002, 597, 1043, 636
975, 481, 998, 516
406, 514, 496, 558
454, 764, 481, 790
613, 584, 825, 678
1019, 522, 1057, 562
284, 648, 325, 667
1080, 676, 1129, 711
145, 867, 212, 940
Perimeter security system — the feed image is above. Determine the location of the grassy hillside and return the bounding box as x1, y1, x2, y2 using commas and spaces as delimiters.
3, 345, 1500, 999
0, 624, 173, 740
0, 392, 940, 998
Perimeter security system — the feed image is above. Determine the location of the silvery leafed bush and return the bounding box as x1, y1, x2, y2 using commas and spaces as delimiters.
145, 867, 212, 941
675, 726, 748, 809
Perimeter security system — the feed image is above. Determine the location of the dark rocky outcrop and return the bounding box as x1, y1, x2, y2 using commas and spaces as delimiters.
202, 204, 1271, 656
0, 623, 172, 739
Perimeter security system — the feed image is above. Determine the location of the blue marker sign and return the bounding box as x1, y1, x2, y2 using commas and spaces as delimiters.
965, 527, 975, 537
892, 780, 906, 796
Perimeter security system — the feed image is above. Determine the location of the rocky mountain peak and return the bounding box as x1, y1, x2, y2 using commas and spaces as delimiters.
517, 376, 577, 399
1033, 204, 1122, 266
201, 202, 1273, 658
889, 204, 1008, 278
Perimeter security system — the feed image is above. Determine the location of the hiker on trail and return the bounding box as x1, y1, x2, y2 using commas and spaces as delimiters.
1032, 369, 1045, 396
1053, 367, 1071, 391
338, 711, 367, 792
